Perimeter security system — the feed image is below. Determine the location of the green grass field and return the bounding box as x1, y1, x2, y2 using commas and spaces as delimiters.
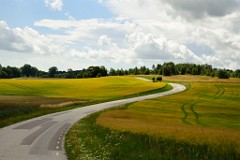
66, 76, 240, 159
0, 77, 165, 100
0, 76, 166, 127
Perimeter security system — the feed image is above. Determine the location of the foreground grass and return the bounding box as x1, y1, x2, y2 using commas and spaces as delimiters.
66, 110, 240, 160
66, 75, 240, 159
0, 76, 166, 127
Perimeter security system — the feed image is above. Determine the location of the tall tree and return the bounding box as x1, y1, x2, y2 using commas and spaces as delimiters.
218, 69, 229, 79
109, 68, 117, 76
0, 64, 2, 77
48, 66, 58, 78
21, 64, 33, 77
162, 62, 176, 76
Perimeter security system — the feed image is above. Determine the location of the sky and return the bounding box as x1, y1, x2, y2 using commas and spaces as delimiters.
0, 0, 240, 71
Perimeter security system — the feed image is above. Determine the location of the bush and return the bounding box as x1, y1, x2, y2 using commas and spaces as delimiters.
156, 76, 162, 82
152, 77, 156, 82
218, 69, 229, 79
152, 77, 162, 82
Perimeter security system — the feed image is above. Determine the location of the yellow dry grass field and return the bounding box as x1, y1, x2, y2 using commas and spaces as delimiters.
0, 76, 166, 127
97, 76, 240, 152
0, 76, 166, 101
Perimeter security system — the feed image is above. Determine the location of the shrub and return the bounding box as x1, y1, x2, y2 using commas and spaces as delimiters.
156, 76, 162, 82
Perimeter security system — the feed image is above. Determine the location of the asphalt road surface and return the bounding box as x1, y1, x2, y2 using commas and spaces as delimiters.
0, 83, 186, 160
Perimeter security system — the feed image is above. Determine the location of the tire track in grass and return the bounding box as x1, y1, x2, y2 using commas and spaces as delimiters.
190, 101, 201, 124
182, 101, 200, 125
214, 84, 225, 99
181, 102, 192, 125
181, 84, 226, 126
2, 82, 40, 91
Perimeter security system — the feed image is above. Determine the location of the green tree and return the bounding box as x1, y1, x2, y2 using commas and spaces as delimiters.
134, 67, 139, 75
109, 68, 117, 76
0, 64, 2, 75
162, 62, 176, 76
218, 69, 229, 79
21, 64, 31, 77
48, 66, 58, 78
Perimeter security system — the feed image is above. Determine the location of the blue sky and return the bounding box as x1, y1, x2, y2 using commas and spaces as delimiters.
0, 0, 240, 71
0, 0, 113, 28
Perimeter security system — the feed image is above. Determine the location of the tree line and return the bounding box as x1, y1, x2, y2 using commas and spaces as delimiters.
0, 62, 239, 79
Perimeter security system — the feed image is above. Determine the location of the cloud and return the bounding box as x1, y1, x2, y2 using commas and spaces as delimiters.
0, 21, 64, 55
97, 0, 240, 69
98, 35, 115, 47
0, 21, 32, 52
3, 0, 240, 70
162, 0, 240, 18
31, 9, 239, 70
44, 0, 63, 11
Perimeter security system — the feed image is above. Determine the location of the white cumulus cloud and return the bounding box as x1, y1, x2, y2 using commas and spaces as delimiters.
44, 0, 63, 11
0, 21, 64, 55
3, 0, 240, 70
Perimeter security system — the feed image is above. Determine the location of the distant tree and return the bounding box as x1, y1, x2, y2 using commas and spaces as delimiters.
134, 67, 139, 75
140, 66, 147, 74
9, 66, 21, 78
82, 70, 91, 78
0, 64, 2, 78
32, 67, 39, 77
234, 69, 240, 78
218, 69, 229, 79
191, 67, 199, 75
162, 62, 176, 76
21, 64, 32, 77
100, 66, 108, 77
144, 68, 150, 75
66, 69, 74, 78
116, 69, 124, 76
162, 65, 171, 76
0, 65, 8, 78
109, 68, 117, 76
156, 64, 162, 75
124, 70, 129, 75
128, 68, 134, 75
152, 64, 156, 74
96, 73, 102, 77
86, 66, 107, 78
38, 70, 48, 78
48, 66, 58, 78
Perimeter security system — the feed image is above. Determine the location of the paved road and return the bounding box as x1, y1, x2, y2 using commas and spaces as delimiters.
0, 83, 186, 160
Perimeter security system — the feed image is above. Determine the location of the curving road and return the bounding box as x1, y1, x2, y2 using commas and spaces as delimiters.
0, 83, 186, 160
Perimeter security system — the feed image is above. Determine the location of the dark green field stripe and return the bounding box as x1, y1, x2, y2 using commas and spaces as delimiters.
181, 102, 192, 125
2, 82, 39, 91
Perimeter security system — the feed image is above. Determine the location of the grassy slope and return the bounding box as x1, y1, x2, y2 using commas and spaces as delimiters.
0, 77, 165, 100
66, 76, 240, 159
0, 76, 166, 127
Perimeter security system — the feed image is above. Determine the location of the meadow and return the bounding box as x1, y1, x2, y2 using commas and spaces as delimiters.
66, 76, 240, 159
0, 77, 166, 127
